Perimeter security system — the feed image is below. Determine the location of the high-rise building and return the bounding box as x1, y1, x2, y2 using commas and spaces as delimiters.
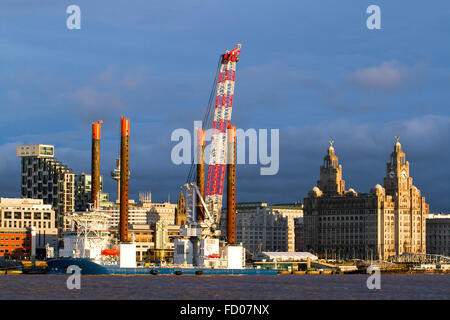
17, 145, 75, 238
303, 139, 429, 261
220, 202, 303, 255
74, 172, 107, 211
426, 213, 450, 257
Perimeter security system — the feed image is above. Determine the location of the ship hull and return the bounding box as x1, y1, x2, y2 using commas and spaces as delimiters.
47, 257, 278, 275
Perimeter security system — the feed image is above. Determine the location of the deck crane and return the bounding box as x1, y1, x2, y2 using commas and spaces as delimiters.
176, 44, 244, 268
185, 44, 241, 231
205, 44, 241, 222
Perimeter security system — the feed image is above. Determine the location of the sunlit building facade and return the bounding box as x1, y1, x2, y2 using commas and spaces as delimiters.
303, 139, 429, 261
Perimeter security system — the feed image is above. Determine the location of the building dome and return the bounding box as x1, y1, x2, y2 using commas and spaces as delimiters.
311, 187, 323, 197
370, 184, 383, 194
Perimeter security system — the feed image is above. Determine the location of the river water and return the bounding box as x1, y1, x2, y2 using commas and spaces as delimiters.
0, 274, 448, 299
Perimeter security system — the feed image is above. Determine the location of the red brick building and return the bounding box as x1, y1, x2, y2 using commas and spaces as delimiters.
0, 228, 31, 257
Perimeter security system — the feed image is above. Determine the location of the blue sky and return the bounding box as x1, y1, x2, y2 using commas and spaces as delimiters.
0, 1, 449, 212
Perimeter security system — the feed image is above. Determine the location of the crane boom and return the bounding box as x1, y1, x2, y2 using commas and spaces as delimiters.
205, 44, 241, 222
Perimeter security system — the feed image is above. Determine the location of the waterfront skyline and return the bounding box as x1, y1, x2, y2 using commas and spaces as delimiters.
1, 1, 450, 212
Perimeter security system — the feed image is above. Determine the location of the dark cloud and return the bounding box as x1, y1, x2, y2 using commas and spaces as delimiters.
1, 61, 448, 212
1, 1, 449, 214
230, 114, 450, 212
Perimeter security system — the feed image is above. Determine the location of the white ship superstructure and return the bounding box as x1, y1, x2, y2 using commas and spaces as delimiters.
59, 211, 117, 264
173, 183, 245, 269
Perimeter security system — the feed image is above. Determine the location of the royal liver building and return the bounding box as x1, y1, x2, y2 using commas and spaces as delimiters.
303, 138, 428, 261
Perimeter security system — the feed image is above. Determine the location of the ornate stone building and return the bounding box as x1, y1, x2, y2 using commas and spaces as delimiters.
303, 139, 429, 261
175, 189, 186, 226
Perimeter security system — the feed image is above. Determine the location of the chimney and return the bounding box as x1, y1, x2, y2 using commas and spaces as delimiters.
119, 116, 130, 243
91, 120, 102, 209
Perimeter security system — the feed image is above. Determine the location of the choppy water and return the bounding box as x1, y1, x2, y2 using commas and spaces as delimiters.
0, 274, 448, 300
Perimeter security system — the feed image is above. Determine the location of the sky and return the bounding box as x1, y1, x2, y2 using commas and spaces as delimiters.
0, 0, 449, 212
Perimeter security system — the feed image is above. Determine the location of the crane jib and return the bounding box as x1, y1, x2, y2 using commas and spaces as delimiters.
205, 44, 241, 220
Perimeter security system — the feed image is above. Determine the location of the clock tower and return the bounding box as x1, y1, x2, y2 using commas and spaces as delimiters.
381, 136, 428, 256
317, 141, 346, 195
384, 136, 412, 198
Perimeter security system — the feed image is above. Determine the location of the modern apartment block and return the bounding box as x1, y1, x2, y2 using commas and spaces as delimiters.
220, 202, 303, 255
17, 145, 75, 237
74, 172, 109, 211
0, 197, 58, 256
303, 139, 429, 261
426, 213, 450, 257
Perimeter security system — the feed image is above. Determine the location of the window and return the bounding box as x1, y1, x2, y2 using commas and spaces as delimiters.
34, 212, 41, 219
24, 212, 31, 219
4, 212, 11, 219
14, 212, 22, 219
176, 244, 185, 254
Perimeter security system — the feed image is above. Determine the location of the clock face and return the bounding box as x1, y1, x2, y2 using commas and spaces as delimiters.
389, 171, 395, 178
401, 170, 407, 179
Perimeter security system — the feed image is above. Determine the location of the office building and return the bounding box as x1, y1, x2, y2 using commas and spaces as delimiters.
220, 202, 303, 255
0, 197, 58, 256
427, 213, 450, 257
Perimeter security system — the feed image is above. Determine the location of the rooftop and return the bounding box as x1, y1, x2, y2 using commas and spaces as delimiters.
0, 198, 53, 210
253, 252, 318, 261
16, 144, 54, 158
428, 213, 450, 219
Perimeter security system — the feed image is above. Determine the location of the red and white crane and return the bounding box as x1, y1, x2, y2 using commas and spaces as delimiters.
178, 44, 242, 266
205, 44, 241, 223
